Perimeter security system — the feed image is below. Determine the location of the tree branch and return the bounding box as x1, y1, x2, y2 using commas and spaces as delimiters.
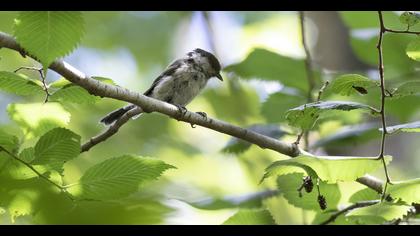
297, 11, 317, 150
81, 106, 143, 152
0, 31, 386, 195
376, 11, 392, 200
0, 31, 301, 157
299, 11, 316, 103
319, 200, 380, 225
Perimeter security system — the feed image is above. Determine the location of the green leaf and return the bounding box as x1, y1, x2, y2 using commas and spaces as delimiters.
399, 12, 420, 27
67, 155, 175, 200
350, 33, 416, 77
0, 71, 43, 96
186, 190, 278, 210
224, 48, 309, 92
262, 155, 391, 184
222, 209, 275, 225
311, 123, 380, 149
50, 84, 100, 104
19, 147, 35, 163
49, 77, 72, 88
329, 74, 377, 96
387, 96, 420, 122
382, 121, 420, 134
0, 130, 20, 174
347, 202, 412, 224
222, 124, 288, 154
388, 178, 420, 204
312, 211, 355, 225
341, 11, 402, 29
277, 173, 341, 211
32, 127, 81, 173
7, 189, 38, 223
14, 11, 85, 71
349, 188, 380, 203
3, 147, 48, 180
0, 129, 19, 153
261, 91, 306, 123
407, 38, 420, 61
285, 101, 378, 130
7, 103, 71, 139
0, 132, 42, 180
390, 80, 420, 98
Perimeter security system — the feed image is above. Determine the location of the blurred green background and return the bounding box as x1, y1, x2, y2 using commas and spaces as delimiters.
0, 11, 420, 224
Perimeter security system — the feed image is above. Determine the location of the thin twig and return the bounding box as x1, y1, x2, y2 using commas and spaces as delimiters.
81, 107, 143, 152
384, 28, 420, 35
298, 11, 317, 151
14, 66, 50, 102
317, 81, 329, 102
201, 11, 217, 55
376, 11, 392, 201
319, 200, 380, 225
299, 11, 316, 103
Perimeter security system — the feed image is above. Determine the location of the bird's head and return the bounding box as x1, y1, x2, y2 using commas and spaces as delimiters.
187, 48, 223, 81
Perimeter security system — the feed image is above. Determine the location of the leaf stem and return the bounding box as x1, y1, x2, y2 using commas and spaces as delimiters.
0, 145, 63, 191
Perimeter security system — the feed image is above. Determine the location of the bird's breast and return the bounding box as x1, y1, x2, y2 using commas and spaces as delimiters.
151, 70, 208, 107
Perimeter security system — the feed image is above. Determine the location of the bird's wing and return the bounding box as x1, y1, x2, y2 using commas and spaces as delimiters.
143, 59, 184, 96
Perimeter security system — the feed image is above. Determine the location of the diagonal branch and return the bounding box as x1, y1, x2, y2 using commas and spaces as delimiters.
0, 31, 300, 157
319, 200, 380, 225
0, 31, 385, 194
0, 145, 63, 191
81, 107, 143, 152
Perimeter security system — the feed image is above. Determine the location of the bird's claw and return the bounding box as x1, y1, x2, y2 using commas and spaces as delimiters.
175, 104, 188, 118
190, 112, 207, 128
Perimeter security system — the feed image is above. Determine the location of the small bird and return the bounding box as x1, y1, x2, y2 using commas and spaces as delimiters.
100, 48, 223, 125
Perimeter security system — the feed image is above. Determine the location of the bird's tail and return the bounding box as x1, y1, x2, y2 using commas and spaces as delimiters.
100, 104, 136, 125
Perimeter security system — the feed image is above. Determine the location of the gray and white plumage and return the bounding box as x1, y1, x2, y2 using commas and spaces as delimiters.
100, 48, 223, 125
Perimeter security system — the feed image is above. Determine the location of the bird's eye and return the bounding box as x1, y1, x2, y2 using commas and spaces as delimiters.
187, 58, 194, 63
187, 52, 193, 57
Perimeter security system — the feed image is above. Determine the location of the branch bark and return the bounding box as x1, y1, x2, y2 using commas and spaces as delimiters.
81, 106, 143, 152
0, 31, 385, 195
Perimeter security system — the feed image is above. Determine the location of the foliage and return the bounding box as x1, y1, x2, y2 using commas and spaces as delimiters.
262, 155, 391, 183
67, 155, 175, 201
222, 209, 275, 225
13, 12, 85, 72
0, 10, 420, 225
328, 74, 378, 96
285, 101, 378, 130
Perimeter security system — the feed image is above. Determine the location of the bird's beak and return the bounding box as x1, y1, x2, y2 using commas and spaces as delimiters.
216, 73, 223, 81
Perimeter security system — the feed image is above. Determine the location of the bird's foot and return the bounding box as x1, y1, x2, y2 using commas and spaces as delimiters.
175, 104, 188, 118
190, 112, 207, 128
